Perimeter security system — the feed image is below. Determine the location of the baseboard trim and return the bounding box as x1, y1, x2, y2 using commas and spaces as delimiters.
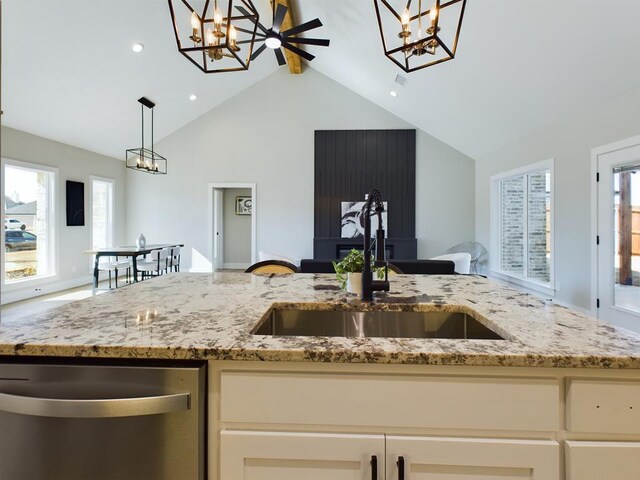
1, 276, 93, 305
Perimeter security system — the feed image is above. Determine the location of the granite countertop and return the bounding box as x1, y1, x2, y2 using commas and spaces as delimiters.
1, 273, 639, 368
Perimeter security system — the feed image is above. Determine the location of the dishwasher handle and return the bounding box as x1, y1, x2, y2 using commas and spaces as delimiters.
0, 391, 191, 418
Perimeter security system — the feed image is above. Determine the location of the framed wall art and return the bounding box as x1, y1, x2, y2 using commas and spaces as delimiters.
235, 196, 252, 215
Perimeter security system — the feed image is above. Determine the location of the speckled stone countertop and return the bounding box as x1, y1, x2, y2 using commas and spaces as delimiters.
1, 273, 639, 368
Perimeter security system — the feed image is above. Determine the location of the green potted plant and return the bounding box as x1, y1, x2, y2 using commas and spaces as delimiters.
332, 249, 384, 294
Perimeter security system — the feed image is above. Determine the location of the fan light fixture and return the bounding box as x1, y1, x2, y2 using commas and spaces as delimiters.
250, 2, 329, 67
374, 0, 467, 73
167, 0, 260, 73
126, 97, 168, 175
265, 34, 282, 49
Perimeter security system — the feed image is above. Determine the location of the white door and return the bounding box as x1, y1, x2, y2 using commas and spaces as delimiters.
220, 430, 385, 480
566, 441, 640, 480
596, 138, 640, 332
213, 188, 224, 271
386, 436, 559, 480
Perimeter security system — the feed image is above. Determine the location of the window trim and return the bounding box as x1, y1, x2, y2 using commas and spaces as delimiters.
490, 158, 555, 296
89, 175, 115, 250
1, 157, 59, 290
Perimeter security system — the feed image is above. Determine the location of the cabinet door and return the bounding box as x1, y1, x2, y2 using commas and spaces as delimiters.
566, 441, 640, 480
220, 430, 385, 480
386, 436, 559, 480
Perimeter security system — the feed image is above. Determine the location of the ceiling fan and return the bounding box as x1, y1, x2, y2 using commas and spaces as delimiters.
236, 3, 330, 66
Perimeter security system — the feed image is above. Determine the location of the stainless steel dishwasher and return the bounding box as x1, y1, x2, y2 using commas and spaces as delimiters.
0, 361, 205, 480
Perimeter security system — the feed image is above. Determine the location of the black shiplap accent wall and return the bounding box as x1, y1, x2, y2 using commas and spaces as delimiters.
314, 129, 416, 238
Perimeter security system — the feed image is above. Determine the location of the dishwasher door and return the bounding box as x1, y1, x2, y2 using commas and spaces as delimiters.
0, 362, 205, 480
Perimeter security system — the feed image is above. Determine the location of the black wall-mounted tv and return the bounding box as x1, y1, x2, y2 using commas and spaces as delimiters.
66, 180, 85, 226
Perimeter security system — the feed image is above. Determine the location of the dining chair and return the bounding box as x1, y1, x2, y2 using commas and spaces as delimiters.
136, 248, 170, 280
168, 246, 181, 272
97, 256, 132, 289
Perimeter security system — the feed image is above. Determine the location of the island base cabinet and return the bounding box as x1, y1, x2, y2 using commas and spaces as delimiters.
219, 430, 385, 480
565, 441, 640, 480
385, 436, 560, 480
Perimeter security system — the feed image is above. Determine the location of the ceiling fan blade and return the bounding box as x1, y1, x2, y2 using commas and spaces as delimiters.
235, 6, 269, 35
274, 47, 287, 66
284, 37, 330, 47
251, 43, 268, 60
232, 25, 266, 37
282, 42, 315, 62
282, 18, 322, 37
272, 3, 288, 34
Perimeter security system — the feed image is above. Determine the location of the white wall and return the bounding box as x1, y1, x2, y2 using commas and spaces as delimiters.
223, 188, 251, 268
126, 68, 475, 271
475, 86, 640, 311
1, 126, 126, 303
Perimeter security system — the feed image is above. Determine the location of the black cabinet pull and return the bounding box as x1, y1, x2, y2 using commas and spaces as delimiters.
370, 455, 378, 480
397, 455, 405, 480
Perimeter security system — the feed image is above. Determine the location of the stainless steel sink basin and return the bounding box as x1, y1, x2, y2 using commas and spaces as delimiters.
252, 306, 504, 340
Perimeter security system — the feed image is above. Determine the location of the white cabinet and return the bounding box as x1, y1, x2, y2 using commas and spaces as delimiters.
221, 371, 559, 432
219, 431, 559, 480
386, 436, 559, 480
566, 380, 640, 434
220, 430, 384, 480
566, 441, 640, 480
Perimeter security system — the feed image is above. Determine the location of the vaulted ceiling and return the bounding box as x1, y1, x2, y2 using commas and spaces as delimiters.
3, 0, 640, 160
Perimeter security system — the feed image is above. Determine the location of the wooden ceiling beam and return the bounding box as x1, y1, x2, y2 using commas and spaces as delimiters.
270, 0, 303, 74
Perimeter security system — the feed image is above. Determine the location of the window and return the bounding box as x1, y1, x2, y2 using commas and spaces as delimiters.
91, 177, 114, 250
491, 159, 553, 291
2, 159, 57, 284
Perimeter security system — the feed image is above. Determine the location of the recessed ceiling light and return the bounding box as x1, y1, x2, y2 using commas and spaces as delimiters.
132, 43, 144, 53
189, 94, 197, 101
390, 90, 398, 97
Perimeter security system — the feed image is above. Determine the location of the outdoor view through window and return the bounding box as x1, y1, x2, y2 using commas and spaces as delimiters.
614, 167, 640, 313
499, 169, 551, 285
4, 163, 54, 283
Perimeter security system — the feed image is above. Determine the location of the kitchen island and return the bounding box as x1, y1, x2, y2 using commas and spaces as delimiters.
1, 273, 640, 480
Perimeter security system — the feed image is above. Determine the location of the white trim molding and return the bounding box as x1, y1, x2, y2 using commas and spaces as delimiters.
490, 158, 555, 296
1, 275, 93, 305
591, 134, 640, 318
1, 157, 59, 292
207, 182, 257, 273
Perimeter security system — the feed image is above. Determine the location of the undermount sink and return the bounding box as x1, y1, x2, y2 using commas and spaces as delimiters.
252, 305, 505, 340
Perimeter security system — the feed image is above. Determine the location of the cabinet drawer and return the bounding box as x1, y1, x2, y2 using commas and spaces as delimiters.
566, 379, 640, 434
221, 371, 559, 432
565, 441, 640, 480
220, 431, 384, 480
387, 436, 559, 480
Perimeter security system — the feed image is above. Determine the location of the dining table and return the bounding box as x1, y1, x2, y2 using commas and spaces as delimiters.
84, 243, 184, 292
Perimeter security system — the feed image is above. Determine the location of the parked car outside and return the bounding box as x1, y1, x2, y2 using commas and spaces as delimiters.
5, 230, 37, 251
4, 218, 27, 230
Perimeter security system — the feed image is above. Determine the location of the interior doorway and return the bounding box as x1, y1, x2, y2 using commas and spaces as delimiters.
209, 183, 256, 271
593, 135, 640, 333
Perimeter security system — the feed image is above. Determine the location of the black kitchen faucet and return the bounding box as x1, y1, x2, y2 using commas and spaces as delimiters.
362, 189, 390, 301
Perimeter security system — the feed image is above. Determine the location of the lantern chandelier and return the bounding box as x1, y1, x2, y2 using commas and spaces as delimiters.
126, 97, 168, 175
167, 0, 260, 73
373, 0, 467, 73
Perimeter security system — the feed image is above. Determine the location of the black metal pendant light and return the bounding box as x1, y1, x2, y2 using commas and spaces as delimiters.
126, 97, 168, 175
168, 0, 260, 73
374, 0, 467, 73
